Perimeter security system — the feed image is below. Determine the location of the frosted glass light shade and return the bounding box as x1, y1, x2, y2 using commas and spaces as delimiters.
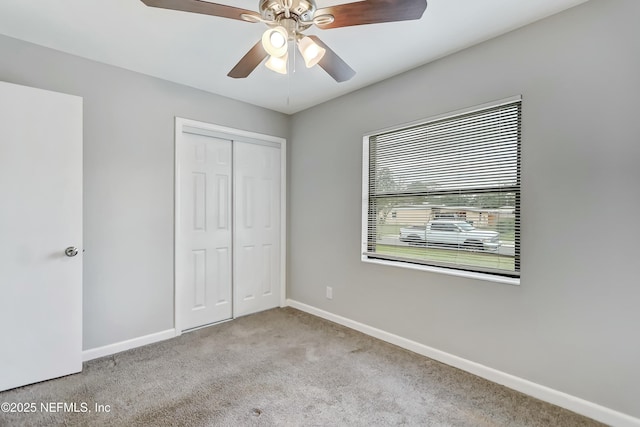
265, 51, 288, 75
297, 36, 326, 68
262, 27, 288, 57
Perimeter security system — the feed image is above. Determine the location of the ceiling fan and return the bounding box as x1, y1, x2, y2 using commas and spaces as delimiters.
140, 0, 428, 82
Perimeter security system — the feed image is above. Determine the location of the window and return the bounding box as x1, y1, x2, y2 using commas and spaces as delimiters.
362, 97, 521, 281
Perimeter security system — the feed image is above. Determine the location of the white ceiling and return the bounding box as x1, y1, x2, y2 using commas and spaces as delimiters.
0, 0, 588, 114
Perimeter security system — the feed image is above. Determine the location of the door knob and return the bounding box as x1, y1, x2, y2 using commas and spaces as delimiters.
65, 246, 79, 257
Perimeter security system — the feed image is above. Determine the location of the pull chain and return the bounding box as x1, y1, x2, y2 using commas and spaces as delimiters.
288, 35, 297, 106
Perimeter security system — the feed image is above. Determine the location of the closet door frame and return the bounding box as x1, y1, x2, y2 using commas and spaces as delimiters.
174, 117, 286, 335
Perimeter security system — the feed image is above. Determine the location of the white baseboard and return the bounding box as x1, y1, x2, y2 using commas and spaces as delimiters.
82, 329, 176, 362
286, 299, 640, 427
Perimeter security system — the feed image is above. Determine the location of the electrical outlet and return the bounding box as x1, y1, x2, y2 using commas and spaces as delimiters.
326, 286, 333, 300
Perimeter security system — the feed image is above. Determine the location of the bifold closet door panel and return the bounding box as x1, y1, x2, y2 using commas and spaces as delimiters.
233, 141, 281, 316
178, 133, 233, 330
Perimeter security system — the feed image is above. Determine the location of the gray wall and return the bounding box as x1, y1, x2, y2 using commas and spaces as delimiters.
0, 35, 289, 350
289, 0, 640, 418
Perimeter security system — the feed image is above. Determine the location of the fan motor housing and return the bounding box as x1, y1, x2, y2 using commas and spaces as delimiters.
259, 0, 316, 29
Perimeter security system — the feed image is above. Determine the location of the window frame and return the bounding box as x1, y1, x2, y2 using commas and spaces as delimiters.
361, 96, 522, 286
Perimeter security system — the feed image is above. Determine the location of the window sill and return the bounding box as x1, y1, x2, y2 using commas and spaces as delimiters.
362, 256, 521, 286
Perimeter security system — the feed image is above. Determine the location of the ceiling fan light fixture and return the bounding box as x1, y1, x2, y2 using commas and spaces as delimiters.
297, 36, 326, 68
141, 0, 429, 82
265, 51, 288, 75
262, 26, 289, 57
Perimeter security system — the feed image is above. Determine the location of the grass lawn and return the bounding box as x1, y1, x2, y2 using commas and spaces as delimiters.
375, 243, 516, 271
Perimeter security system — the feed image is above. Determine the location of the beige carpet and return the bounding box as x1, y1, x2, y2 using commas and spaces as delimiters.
0, 308, 602, 426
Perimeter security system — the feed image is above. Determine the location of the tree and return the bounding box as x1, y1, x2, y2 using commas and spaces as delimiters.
374, 167, 399, 224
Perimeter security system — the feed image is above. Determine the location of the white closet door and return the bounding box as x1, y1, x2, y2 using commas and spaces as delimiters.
233, 141, 281, 316
177, 132, 232, 331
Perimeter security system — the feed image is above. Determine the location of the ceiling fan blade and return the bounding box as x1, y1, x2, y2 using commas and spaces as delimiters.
307, 36, 355, 83
227, 40, 269, 79
140, 0, 261, 22
315, 0, 427, 29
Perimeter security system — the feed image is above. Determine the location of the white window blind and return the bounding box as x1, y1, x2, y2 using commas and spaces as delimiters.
363, 98, 521, 278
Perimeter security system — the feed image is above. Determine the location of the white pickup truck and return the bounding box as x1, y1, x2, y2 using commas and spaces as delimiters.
399, 220, 501, 251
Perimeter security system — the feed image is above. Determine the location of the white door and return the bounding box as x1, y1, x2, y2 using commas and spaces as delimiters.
0, 81, 83, 391
177, 132, 233, 331
234, 141, 281, 316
